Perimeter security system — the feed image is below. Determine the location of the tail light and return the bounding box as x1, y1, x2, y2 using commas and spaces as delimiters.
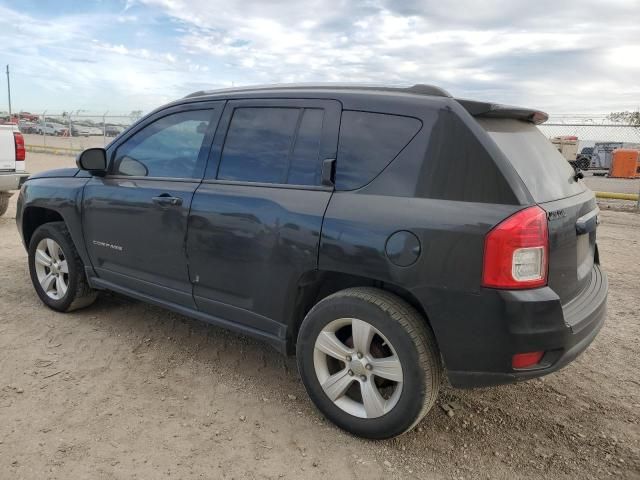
13, 132, 26, 161
482, 206, 548, 289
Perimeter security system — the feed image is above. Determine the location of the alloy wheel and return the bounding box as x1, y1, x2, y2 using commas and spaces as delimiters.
313, 317, 403, 419
34, 238, 69, 300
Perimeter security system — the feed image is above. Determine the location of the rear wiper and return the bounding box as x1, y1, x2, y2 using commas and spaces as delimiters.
572, 165, 584, 181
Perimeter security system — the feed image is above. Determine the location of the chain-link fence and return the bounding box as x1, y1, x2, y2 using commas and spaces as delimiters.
17, 111, 142, 154
14, 109, 640, 163
539, 123, 640, 144
538, 123, 640, 170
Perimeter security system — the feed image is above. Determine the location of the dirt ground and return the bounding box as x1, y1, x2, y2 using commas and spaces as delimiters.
0, 154, 638, 479
582, 173, 640, 196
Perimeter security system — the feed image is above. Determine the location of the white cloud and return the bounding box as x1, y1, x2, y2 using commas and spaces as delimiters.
137, 0, 640, 112
607, 44, 640, 71
1, 1, 639, 113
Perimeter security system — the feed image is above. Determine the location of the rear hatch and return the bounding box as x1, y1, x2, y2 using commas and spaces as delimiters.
478, 118, 598, 305
0, 125, 17, 171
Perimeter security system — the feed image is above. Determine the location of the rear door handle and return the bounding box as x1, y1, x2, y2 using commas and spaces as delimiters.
321, 158, 336, 187
152, 195, 183, 206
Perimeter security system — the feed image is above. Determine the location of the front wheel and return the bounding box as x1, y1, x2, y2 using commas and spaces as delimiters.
297, 287, 441, 439
28, 222, 97, 312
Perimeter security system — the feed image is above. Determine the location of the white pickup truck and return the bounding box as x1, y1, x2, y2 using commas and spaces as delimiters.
36, 122, 68, 136
0, 124, 29, 216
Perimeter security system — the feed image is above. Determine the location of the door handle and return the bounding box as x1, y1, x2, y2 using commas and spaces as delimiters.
152, 194, 183, 206
321, 158, 336, 187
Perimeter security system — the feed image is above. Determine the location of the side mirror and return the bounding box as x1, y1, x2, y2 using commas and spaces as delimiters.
77, 148, 107, 174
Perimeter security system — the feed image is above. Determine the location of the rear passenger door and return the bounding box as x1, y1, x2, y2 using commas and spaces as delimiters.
186, 99, 340, 335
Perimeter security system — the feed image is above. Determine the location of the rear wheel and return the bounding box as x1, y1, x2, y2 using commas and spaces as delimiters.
28, 222, 97, 312
576, 156, 591, 170
297, 287, 441, 439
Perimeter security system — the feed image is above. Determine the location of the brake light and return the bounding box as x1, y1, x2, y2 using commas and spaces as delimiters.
13, 132, 26, 161
482, 206, 548, 289
512, 351, 544, 369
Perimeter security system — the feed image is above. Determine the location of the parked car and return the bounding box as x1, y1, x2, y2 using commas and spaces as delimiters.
36, 122, 68, 136
18, 121, 38, 134
18, 112, 39, 122
0, 124, 28, 216
105, 125, 124, 137
71, 124, 92, 137
16, 84, 607, 439
86, 126, 103, 136
35, 122, 53, 135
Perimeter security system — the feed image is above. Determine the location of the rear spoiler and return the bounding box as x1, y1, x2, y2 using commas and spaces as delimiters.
456, 99, 549, 125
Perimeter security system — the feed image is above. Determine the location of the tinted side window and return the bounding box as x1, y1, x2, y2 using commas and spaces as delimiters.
415, 111, 518, 204
218, 108, 299, 183
218, 107, 325, 185
288, 109, 324, 185
336, 111, 422, 190
113, 110, 211, 178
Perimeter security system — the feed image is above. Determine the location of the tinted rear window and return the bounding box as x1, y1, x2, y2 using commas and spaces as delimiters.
478, 118, 586, 203
288, 109, 324, 185
218, 107, 299, 183
218, 107, 324, 185
336, 111, 422, 190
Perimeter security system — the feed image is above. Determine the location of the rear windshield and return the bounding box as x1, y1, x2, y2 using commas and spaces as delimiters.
478, 118, 586, 203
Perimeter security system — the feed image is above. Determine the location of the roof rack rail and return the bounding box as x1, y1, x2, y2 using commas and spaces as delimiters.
404, 84, 452, 97
184, 83, 452, 99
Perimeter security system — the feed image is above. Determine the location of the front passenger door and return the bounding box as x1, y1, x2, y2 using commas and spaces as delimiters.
83, 102, 222, 308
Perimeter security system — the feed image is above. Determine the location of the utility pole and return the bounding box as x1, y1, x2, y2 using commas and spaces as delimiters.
6, 65, 12, 117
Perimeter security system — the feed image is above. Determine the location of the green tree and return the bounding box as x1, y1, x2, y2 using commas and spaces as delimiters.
129, 110, 143, 122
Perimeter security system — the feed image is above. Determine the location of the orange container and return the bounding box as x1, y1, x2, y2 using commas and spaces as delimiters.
609, 149, 640, 178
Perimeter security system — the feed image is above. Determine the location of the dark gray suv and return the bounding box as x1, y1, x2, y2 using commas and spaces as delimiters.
16, 84, 607, 439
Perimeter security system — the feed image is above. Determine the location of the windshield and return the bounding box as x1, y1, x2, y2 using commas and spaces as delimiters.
478, 118, 586, 203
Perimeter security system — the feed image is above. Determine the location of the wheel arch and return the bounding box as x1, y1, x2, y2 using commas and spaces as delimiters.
22, 206, 65, 247
286, 269, 436, 355
21, 204, 95, 278
26, 218, 98, 312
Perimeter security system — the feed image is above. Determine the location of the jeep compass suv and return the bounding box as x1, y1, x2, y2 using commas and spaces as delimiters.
16, 84, 607, 439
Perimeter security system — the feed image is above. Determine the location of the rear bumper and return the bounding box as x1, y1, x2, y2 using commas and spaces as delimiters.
435, 264, 608, 388
0, 172, 29, 191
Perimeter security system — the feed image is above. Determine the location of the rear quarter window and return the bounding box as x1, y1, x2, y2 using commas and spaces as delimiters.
336, 111, 422, 190
478, 118, 586, 203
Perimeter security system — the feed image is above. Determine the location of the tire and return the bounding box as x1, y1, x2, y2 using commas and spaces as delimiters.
577, 156, 591, 171
0, 192, 10, 217
297, 287, 441, 439
28, 222, 97, 312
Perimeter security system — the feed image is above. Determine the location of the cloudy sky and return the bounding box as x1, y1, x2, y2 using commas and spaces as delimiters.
1, 0, 639, 115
